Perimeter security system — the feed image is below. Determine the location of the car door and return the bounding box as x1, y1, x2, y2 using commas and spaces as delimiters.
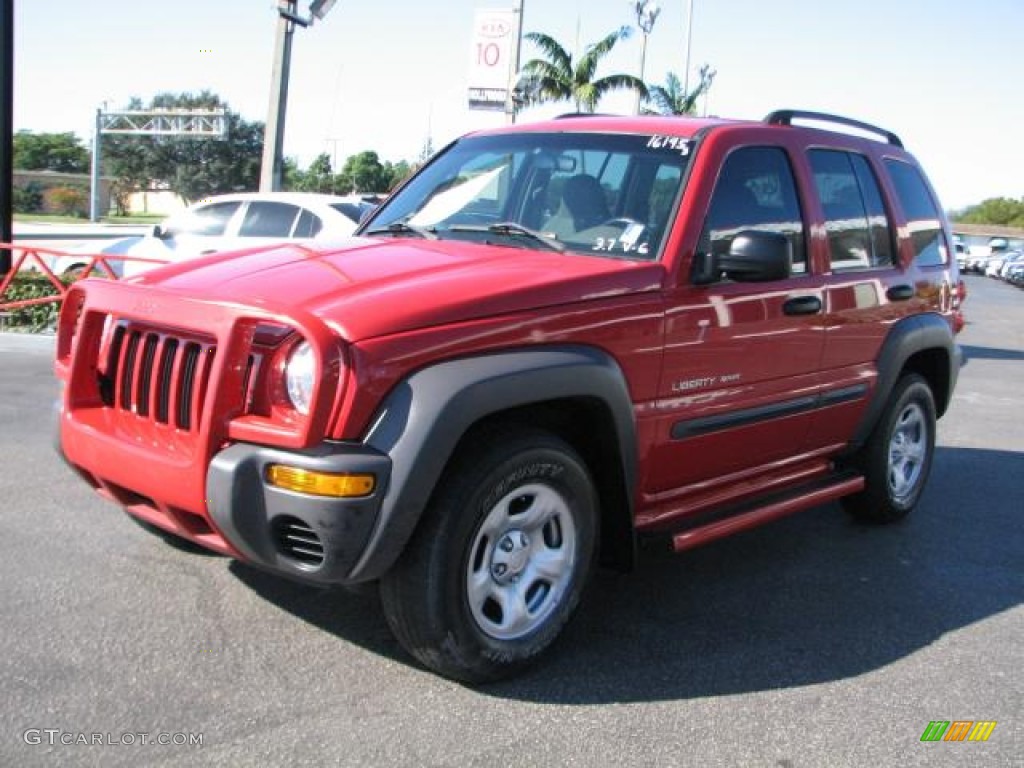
645, 144, 827, 498
803, 149, 955, 449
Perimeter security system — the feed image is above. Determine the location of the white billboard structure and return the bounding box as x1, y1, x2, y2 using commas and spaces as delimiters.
90, 107, 228, 221
467, 9, 518, 114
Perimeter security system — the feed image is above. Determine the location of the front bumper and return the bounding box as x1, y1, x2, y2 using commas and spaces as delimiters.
54, 279, 385, 583
207, 441, 392, 585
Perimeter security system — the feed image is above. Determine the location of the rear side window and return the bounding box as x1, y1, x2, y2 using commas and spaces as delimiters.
293, 208, 323, 237
699, 146, 806, 275
239, 202, 302, 238
809, 150, 893, 270
330, 203, 366, 224
884, 159, 947, 266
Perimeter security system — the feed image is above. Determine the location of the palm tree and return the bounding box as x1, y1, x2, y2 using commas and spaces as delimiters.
517, 29, 647, 114
644, 65, 717, 116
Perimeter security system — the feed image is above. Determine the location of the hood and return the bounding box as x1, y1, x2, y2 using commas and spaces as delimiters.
133, 237, 665, 340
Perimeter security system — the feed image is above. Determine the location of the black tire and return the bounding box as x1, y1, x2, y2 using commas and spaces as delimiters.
379, 426, 598, 683
842, 374, 936, 523
63, 264, 87, 280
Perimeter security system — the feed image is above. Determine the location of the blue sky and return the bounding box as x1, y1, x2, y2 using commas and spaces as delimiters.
14, 0, 1023, 210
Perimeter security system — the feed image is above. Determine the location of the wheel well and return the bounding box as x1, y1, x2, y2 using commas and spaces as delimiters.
455, 398, 635, 572
900, 347, 951, 417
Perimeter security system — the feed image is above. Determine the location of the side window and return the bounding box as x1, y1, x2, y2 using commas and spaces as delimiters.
699, 146, 806, 276
165, 201, 241, 237
292, 208, 323, 238
884, 159, 947, 266
646, 163, 683, 239
809, 150, 893, 270
238, 202, 302, 238
851, 155, 894, 267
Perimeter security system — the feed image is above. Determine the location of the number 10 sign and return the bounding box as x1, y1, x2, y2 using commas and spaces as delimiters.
467, 9, 516, 111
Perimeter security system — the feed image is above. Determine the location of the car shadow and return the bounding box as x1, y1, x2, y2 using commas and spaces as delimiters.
232, 445, 1022, 701
960, 344, 1024, 362
229, 563, 408, 665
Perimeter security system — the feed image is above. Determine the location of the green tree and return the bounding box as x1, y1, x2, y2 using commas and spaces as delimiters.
280, 157, 303, 191
385, 159, 413, 192
103, 91, 263, 204
518, 29, 647, 113
285, 152, 409, 196
339, 150, 390, 194
305, 153, 335, 191
644, 65, 716, 116
13, 131, 90, 173
954, 197, 1024, 229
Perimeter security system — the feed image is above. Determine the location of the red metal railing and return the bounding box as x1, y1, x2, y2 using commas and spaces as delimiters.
0, 243, 168, 314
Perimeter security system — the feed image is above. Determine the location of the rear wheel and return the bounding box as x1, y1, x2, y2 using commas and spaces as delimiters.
842, 374, 936, 523
380, 427, 598, 683
62, 264, 88, 280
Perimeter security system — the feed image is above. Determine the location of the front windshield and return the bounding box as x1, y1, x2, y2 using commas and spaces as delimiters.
362, 131, 692, 260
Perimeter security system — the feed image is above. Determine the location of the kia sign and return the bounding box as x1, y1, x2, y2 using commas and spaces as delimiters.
467, 9, 515, 111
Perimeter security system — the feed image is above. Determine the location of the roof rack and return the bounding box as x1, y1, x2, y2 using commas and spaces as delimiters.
763, 109, 903, 148
553, 112, 617, 120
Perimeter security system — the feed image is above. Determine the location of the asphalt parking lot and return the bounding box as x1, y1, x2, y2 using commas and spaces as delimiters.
0, 275, 1020, 767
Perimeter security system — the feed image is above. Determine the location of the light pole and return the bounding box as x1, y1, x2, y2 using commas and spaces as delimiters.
506, 0, 525, 124
682, 0, 694, 96
1, 0, 12, 274
631, 1, 661, 115
260, 0, 338, 192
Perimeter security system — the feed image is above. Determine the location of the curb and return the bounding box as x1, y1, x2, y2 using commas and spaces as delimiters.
0, 331, 56, 353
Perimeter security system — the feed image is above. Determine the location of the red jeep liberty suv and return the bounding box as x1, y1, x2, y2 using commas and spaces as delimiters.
55, 110, 964, 682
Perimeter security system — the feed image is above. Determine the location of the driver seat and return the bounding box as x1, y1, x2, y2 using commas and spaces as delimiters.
542, 174, 610, 239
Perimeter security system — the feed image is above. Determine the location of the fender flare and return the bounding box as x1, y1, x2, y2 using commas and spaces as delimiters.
347, 344, 637, 581
849, 313, 960, 450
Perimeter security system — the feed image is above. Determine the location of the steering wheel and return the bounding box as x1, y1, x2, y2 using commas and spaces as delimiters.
599, 217, 645, 231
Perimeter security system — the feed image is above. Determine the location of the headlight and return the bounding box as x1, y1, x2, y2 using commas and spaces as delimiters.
284, 341, 316, 415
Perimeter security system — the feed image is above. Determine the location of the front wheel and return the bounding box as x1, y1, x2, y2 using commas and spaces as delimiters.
842, 374, 936, 523
380, 427, 598, 683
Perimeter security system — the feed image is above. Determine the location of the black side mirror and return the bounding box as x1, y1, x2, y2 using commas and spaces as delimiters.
694, 230, 792, 284
719, 231, 792, 282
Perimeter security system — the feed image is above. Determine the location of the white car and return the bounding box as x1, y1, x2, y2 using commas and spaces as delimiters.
996, 250, 1024, 279
53, 192, 377, 278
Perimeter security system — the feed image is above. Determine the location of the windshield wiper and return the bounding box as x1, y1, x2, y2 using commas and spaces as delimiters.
448, 222, 565, 252
364, 221, 439, 240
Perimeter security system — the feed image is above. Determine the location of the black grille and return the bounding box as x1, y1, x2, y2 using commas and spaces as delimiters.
272, 516, 325, 567
102, 324, 215, 432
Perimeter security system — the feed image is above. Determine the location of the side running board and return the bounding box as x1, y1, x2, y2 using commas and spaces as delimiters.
671, 472, 865, 552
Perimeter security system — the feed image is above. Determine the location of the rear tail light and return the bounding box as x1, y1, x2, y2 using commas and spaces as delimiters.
955, 279, 967, 305
951, 279, 966, 334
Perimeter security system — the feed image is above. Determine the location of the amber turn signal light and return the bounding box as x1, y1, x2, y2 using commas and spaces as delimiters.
265, 465, 375, 498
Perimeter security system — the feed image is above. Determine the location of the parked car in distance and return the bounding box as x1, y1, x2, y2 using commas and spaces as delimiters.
1006, 259, 1024, 285
965, 250, 990, 274
53, 192, 377, 278
995, 250, 1024, 278
985, 252, 1011, 277
954, 241, 969, 271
